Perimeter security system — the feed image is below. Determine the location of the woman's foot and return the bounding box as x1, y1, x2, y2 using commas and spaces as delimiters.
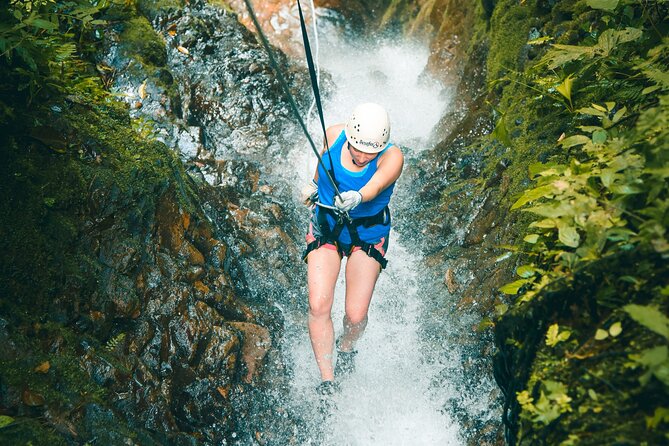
316, 380, 340, 396
334, 337, 358, 377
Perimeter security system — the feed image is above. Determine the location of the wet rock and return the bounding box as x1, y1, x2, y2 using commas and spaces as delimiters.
228, 322, 271, 384
0, 318, 19, 360
180, 241, 205, 265
99, 269, 140, 318
156, 195, 186, 255
444, 268, 458, 294
169, 301, 238, 365
86, 354, 117, 387
176, 126, 203, 159
463, 192, 505, 247
185, 265, 205, 282
82, 403, 163, 446
103, 0, 310, 182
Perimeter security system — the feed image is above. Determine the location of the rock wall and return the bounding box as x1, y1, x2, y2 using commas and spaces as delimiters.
0, 0, 306, 444
1, 100, 249, 444
402, 0, 669, 445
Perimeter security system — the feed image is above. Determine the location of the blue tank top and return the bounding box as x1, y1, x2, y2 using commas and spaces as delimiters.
316, 130, 396, 244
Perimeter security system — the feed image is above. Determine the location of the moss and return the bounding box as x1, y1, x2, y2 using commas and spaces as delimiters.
119, 16, 167, 68
0, 141, 90, 318
500, 251, 669, 445
0, 90, 204, 442
205, 0, 235, 14
486, 0, 537, 80
1, 97, 197, 321
0, 322, 107, 406
137, 0, 185, 22
413, 1, 669, 443
0, 417, 69, 446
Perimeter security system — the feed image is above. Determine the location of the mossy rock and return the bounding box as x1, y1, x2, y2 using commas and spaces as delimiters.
137, 0, 185, 22
494, 249, 669, 445
119, 16, 167, 67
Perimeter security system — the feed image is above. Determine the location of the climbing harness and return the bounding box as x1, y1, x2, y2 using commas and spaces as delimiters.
303, 206, 390, 269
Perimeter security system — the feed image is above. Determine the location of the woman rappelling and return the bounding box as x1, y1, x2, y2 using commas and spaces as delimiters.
301, 103, 404, 394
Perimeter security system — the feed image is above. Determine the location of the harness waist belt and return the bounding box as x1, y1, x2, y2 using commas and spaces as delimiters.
302, 206, 390, 269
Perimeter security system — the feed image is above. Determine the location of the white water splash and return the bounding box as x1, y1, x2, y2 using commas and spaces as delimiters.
278, 13, 464, 445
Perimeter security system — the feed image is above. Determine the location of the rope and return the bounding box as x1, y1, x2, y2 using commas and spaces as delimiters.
240, 0, 342, 200
305, 0, 320, 123
295, 0, 335, 178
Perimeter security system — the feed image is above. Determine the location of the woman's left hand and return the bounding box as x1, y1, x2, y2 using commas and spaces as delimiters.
334, 190, 362, 212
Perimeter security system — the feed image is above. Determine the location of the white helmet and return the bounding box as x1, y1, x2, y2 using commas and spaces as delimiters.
344, 103, 390, 154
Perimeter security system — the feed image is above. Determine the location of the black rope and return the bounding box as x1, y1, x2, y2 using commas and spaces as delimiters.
241, 0, 342, 200
295, 0, 335, 180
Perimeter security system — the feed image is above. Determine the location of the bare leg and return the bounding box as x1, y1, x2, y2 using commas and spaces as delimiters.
338, 250, 381, 352
307, 247, 342, 382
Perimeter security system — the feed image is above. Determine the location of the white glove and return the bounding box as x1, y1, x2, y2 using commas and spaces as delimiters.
301, 179, 318, 205
334, 190, 362, 212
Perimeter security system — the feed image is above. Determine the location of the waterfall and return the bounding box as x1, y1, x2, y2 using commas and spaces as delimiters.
274, 12, 472, 445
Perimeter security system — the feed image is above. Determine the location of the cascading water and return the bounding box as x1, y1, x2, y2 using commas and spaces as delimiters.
271, 10, 486, 445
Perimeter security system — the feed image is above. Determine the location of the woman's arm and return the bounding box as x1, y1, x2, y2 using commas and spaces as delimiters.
311, 124, 345, 182
359, 146, 404, 202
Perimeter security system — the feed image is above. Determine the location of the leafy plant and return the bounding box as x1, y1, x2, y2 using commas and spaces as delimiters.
546, 323, 571, 347
0, 415, 14, 429
624, 304, 669, 339
540, 27, 643, 70
0, 0, 111, 118
517, 380, 573, 425
490, 1, 669, 443
104, 332, 126, 352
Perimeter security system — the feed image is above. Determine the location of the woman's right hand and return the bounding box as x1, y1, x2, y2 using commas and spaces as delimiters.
301, 179, 318, 206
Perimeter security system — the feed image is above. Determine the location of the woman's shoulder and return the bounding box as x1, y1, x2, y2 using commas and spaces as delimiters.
376, 145, 404, 179
326, 124, 345, 141
379, 145, 404, 163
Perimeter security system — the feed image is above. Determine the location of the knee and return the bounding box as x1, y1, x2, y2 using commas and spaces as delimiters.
308, 294, 332, 319
345, 312, 368, 327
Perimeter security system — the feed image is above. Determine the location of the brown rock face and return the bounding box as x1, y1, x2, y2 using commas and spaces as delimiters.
372, 0, 478, 83
226, 0, 314, 57
228, 322, 272, 384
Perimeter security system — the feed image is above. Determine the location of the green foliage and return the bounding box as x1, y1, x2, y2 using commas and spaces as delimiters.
490, 2, 669, 443
594, 321, 622, 340
105, 332, 126, 351
516, 380, 573, 425
540, 27, 643, 69
624, 304, 669, 339
0, 0, 112, 118
629, 345, 669, 387
587, 0, 619, 11
501, 31, 669, 302
646, 407, 669, 430
556, 74, 575, 111
0, 416, 14, 429
546, 323, 571, 347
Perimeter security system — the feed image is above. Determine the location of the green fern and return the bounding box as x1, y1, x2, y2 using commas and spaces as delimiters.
105, 333, 126, 352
